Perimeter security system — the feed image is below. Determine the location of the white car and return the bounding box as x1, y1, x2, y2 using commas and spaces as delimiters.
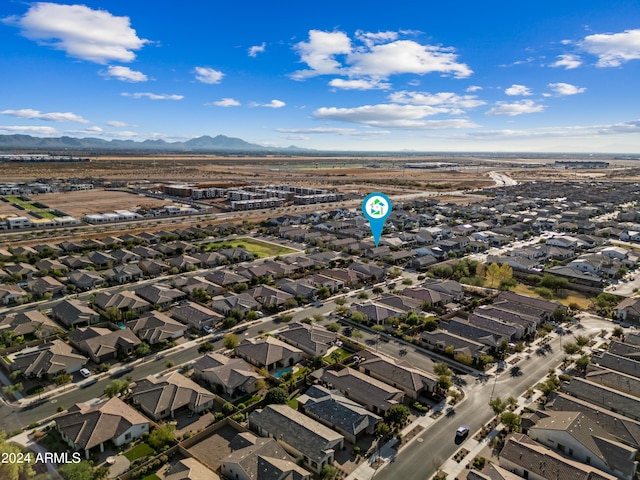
79, 368, 91, 378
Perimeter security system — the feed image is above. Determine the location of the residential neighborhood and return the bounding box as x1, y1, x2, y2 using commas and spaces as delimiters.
0, 177, 639, 480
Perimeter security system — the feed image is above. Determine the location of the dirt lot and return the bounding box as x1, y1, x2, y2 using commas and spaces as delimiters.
40, 189, 173, 217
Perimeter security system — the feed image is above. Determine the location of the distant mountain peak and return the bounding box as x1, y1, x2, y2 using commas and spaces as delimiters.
0, 133, 313, 153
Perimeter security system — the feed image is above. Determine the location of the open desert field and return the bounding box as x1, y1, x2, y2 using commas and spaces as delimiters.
41, 189, 174, 217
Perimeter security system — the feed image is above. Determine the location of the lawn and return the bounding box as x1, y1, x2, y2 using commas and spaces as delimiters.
201, 237, 297, 258
323, 348, 352, 363
123, 442, 154, 462
141, 475, 161, 480
36, 210, 59, 219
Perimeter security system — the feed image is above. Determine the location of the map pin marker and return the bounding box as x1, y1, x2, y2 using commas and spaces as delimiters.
362, 192, 392, 248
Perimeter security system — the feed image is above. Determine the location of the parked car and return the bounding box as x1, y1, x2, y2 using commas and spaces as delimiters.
79, 368, 91, 378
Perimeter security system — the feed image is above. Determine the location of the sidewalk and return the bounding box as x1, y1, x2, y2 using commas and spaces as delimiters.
345, 398, 448, 480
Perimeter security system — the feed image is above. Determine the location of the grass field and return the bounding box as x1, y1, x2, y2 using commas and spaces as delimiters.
202, 237, 297, 258
124, 442, 154, 462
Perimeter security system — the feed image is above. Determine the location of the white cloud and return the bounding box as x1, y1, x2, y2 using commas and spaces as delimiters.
0, 125, 57, 135
276, 127, 390, 136
100, 65, 148, 82
328, 78, 391, 90
106, 120, 129, 127
0, 108, 89, 123
292, 29, 472, 81
194, 67, 224, 84
485, 100, 545, 116
210, 98, 241, 107
313, 104, 478, 129
292, 30, 352, 79
466, 85, 482, 92
355, 30, 398, 47
252, 99, 286, 108
348, 39, 472, 79
469, 120, 640, 139
121, 92, 183, 100
248, 42, 266, 57
504, 84, 532, 96
389, 91, 486, 112
550, 54, 582, 69
547, 82, 586, 96
3, 2, 148, 64
581, 28, 640, 66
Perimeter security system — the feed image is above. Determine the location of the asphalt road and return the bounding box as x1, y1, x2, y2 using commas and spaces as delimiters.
375, 334, 565, 480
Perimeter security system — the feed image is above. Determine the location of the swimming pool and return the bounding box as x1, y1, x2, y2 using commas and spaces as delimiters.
272, 367, 293, 378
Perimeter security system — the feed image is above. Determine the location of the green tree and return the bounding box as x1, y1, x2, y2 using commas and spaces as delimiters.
58, 460, 94, 480
385, 404, 410, 428
223, 333, 239, 349
198, 342, 215, 354
423, 316, 439, 331
134, 342, 151, 358
454, 352, 474, 366
148, 424, 176, 450
562, 342, 581, 356
489, 397, 507, 417
104, 379, 130, 398
317, 286, 331, 299
612, 326, 625, 338
433, 362, 453, 377
321, 464, 339, 480
350, 311, 367, 323
0, 428, 35, 480
575, 355, 590, 372
245, 310, 259, 321
500, 411, 522, 432
264, 387, 288, 404
375, 421, 391, 438
437, 374, 452, 392
574, 335, 590, 347
326, 322, 340, 332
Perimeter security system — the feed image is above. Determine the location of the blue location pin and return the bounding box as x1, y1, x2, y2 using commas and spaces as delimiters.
362, 192, 392, 247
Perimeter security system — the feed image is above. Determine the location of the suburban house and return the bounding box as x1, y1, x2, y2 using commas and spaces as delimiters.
320, 367, 405, 415
235, 337, 303, 372
51, 298, 100, 328
26, 276, 65, 297
134, 284, 186, 308
616, 297, 640, 325
93, 290, 151, 317
211, 293, 260, 316
528, 411, 638, 480
205, 270, 247, 287
68, 269, 104, 290
56, 397, 149, 459
103, 264, 144, 284
277, 322, 337, 358
359, 352, 437, 399
126, 311, 186, 344
421, 329, 488, 362
170, 301, 223, 331
0, 284, 28, 305
165, 458, 217, 480
499, 433, 617, 480
297, 385, 381, 443
137, 259, 169, 276
560, 377, 640, 421
0, 310, 60, 338
221, 432, 310, 480
546, 392, 640, 449
192, 353, 264, 396
68, 327, 141, 363
130, 371, 215, 420
247, 285, 294, 310
248, 403, 344, 474
7, 339, 87, 378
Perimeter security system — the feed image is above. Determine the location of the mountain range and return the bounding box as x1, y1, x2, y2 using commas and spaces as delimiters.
0, 134, 311, 153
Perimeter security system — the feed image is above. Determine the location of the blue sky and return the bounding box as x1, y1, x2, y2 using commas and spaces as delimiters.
2, 0, 640, 152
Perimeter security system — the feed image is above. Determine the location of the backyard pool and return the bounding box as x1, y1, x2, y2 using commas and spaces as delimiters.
272, 367, 293, 378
